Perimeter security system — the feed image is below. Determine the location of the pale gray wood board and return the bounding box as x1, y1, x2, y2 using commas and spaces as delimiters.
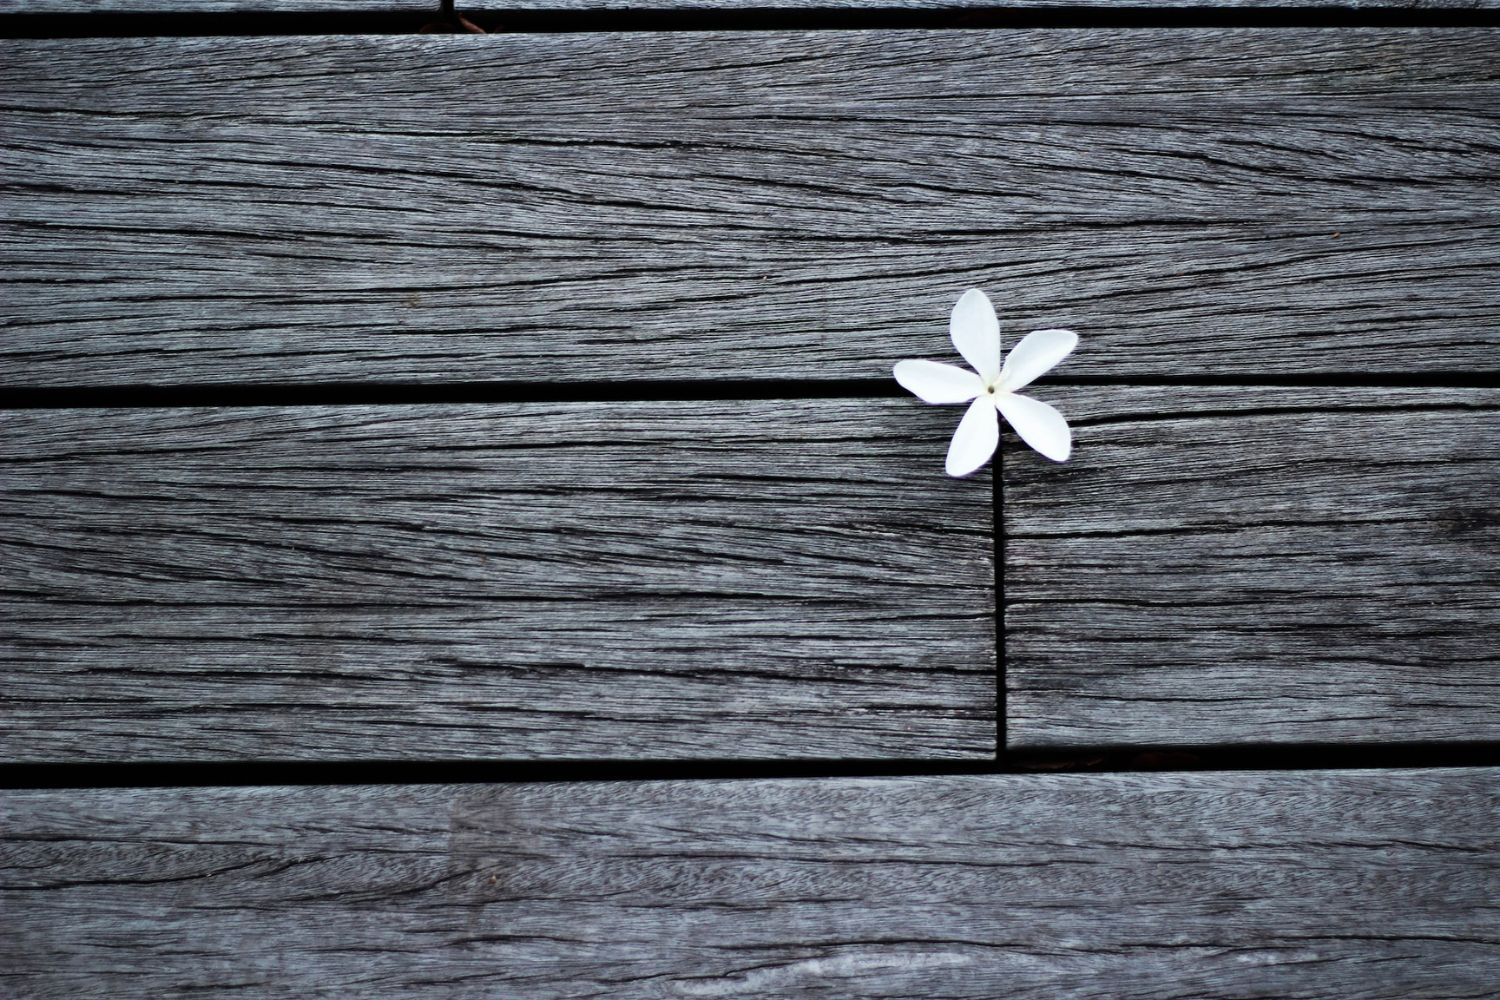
0, 399, 996, 762
0, 1, 438, 11
2, 769, 1497, 998
2, 30, 1498, 387
4, 0, 1493, 11
450, 0, 1500, 7
1004, 386, 1500, 748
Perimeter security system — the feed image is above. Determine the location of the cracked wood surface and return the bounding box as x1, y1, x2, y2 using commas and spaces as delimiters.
2, 16, 1498, 1000
0, 1, 439, 11
6, 0, 1492, 10
2, 29, 1498, 388
0, 399, 995, 762
3, 769, 1498, 998
452, 0, 1500, 6
1004, 386, 1500, 748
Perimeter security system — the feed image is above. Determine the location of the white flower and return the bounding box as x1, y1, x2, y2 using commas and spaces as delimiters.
894, 289, 1078, 477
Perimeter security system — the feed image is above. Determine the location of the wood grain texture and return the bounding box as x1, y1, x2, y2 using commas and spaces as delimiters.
5, 0, 1491, 10
2, 30, 1497, 387
0, 0, 438, 12
0, 399, 994, 762
3, 769, 1497, 998
453, 0, 1500, 7
1004, 386, 1500, 748
3, 0, 1488, 12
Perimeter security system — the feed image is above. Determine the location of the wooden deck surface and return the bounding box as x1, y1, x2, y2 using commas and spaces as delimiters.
4, 31, 1498, 387
1006, 386, 1500, 747
7, 0, 1496, 10
1, 401, 994, 761
6, 770, 1499, 998
1, 2, 1497, 996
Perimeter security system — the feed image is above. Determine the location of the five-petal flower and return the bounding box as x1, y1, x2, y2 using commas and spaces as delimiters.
894, 289, 1078, 477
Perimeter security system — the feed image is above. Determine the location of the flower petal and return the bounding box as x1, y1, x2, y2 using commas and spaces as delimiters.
949, 288, 1001, 381
995, 392, 1072, 462
945, 395, 1001, 477
999, 328, 1078, 392
893, 359, 984, 405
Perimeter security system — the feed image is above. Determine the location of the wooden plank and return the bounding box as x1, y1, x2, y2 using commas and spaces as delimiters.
0, 1, 438, 12
1004, 386, 1500, 748
448, 0, 1500, 7
0, 399, 994, 762
2, 30, 1497, 388
3, 0, 1492, 9
2, 769, 1497, 997
3, 0, 1488, 12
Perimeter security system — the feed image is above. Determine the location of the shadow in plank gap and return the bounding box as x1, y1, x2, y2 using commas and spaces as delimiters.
2, 770, 1497, 997
1, 378, 905, 410
1003, 385, 1500, 748
0, 399, 995, 763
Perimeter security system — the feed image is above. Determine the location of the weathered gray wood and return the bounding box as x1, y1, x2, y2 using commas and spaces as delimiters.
0, 1, 438, 11
1004, 386, 1500, 748
3, 0, 1487, 11
3, 769, 1497, 998
2, 30, 1497, 387
452, 0, 1500, 7
0, 399, 994, 762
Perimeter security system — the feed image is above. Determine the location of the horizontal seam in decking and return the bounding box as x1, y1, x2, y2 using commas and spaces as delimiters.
6, 742, 1500, 789
2, 375, 1495, 410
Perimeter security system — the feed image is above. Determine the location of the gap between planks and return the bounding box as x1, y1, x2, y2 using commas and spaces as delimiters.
10, 742, 1500, 791
3, 375, 1499, 411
